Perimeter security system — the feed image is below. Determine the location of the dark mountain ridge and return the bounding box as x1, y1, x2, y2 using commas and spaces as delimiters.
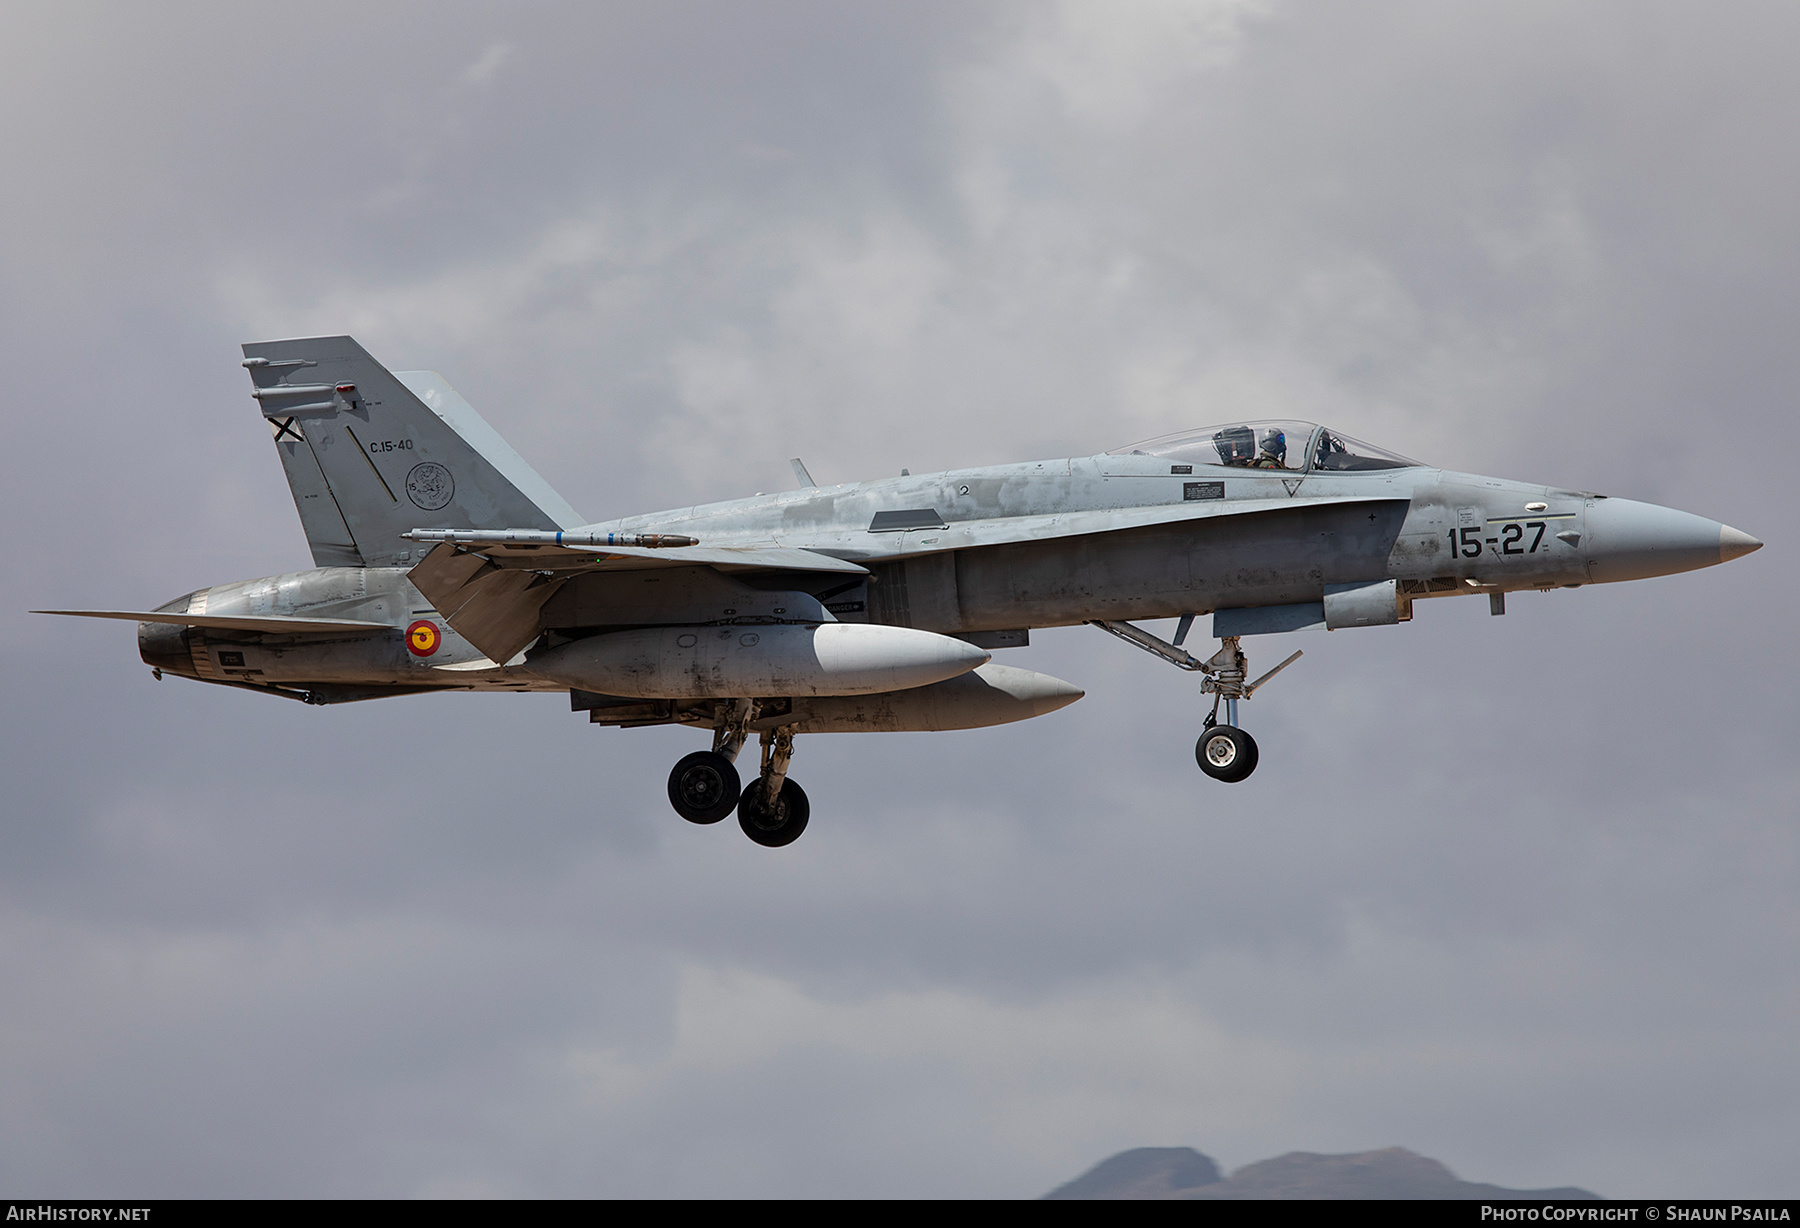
1043, 1146, 1600, 1200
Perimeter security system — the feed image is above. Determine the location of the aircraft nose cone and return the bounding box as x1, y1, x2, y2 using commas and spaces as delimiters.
1720, 525, 1763, 563
1585, 498, 1754, 584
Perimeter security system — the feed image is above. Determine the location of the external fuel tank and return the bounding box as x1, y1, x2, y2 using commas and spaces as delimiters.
529, 623, 991, 699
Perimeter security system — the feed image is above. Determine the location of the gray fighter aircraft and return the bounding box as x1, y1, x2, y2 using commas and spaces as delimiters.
39, 336, 1762, 847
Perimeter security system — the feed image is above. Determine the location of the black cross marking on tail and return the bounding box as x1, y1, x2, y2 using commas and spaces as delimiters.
272, 418, 302, 443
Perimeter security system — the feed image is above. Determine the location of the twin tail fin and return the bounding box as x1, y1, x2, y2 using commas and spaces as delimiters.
244, 336, 581, 568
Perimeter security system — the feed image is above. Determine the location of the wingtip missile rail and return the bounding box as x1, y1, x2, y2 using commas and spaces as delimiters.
402, 529, 699, 549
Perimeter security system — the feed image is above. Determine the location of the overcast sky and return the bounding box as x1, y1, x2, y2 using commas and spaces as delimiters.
1, 0, 1795, 1198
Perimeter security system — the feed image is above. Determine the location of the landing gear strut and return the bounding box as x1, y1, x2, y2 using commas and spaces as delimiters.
1090, 622, 1301, 785
666, 701, 811, 846
666, 697, 757, 823
738, 726, 809, 847
1195, 638, 1259, 783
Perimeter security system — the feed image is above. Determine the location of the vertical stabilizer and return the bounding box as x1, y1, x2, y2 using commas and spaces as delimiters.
243, 336, 582, 567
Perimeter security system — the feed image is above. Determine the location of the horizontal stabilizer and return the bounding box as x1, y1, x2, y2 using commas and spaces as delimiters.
33, 609, 390, 634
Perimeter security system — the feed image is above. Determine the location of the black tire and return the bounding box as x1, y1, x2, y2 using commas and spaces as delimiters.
1195, 725, 1259, 783
737, 777, 811, 847
668, 751, 741, 824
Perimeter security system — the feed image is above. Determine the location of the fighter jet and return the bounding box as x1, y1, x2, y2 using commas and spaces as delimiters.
38, 337, 1762, 847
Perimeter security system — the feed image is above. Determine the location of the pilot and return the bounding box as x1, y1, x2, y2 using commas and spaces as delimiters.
1249, 427, 1287, 469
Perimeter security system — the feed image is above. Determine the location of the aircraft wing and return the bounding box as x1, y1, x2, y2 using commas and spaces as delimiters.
405, 496, 1403, 663
33, 610, 392, 634
405, 542, 866, 663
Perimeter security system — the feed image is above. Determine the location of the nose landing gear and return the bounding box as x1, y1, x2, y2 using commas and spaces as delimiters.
1195, 637, 1260, 782
1090, 621, 1301, 784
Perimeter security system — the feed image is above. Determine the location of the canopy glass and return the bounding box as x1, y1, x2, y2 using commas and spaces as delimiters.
1108, 420, 1421, 473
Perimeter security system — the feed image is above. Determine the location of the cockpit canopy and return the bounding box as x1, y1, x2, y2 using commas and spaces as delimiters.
1107, 420, 1420, 473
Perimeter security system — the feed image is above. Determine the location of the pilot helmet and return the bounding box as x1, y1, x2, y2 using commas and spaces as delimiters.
1259, 427, 1286, 463
1212, 424, 1256, 464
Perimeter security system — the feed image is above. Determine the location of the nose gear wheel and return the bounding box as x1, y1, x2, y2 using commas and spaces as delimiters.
1196, 725, 1258, 783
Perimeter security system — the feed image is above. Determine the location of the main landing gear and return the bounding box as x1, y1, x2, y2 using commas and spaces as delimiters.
1090, 621, 1302, 785
665, 699, 810, 847
668, 751, 739, 824
737, 727, 810, 848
